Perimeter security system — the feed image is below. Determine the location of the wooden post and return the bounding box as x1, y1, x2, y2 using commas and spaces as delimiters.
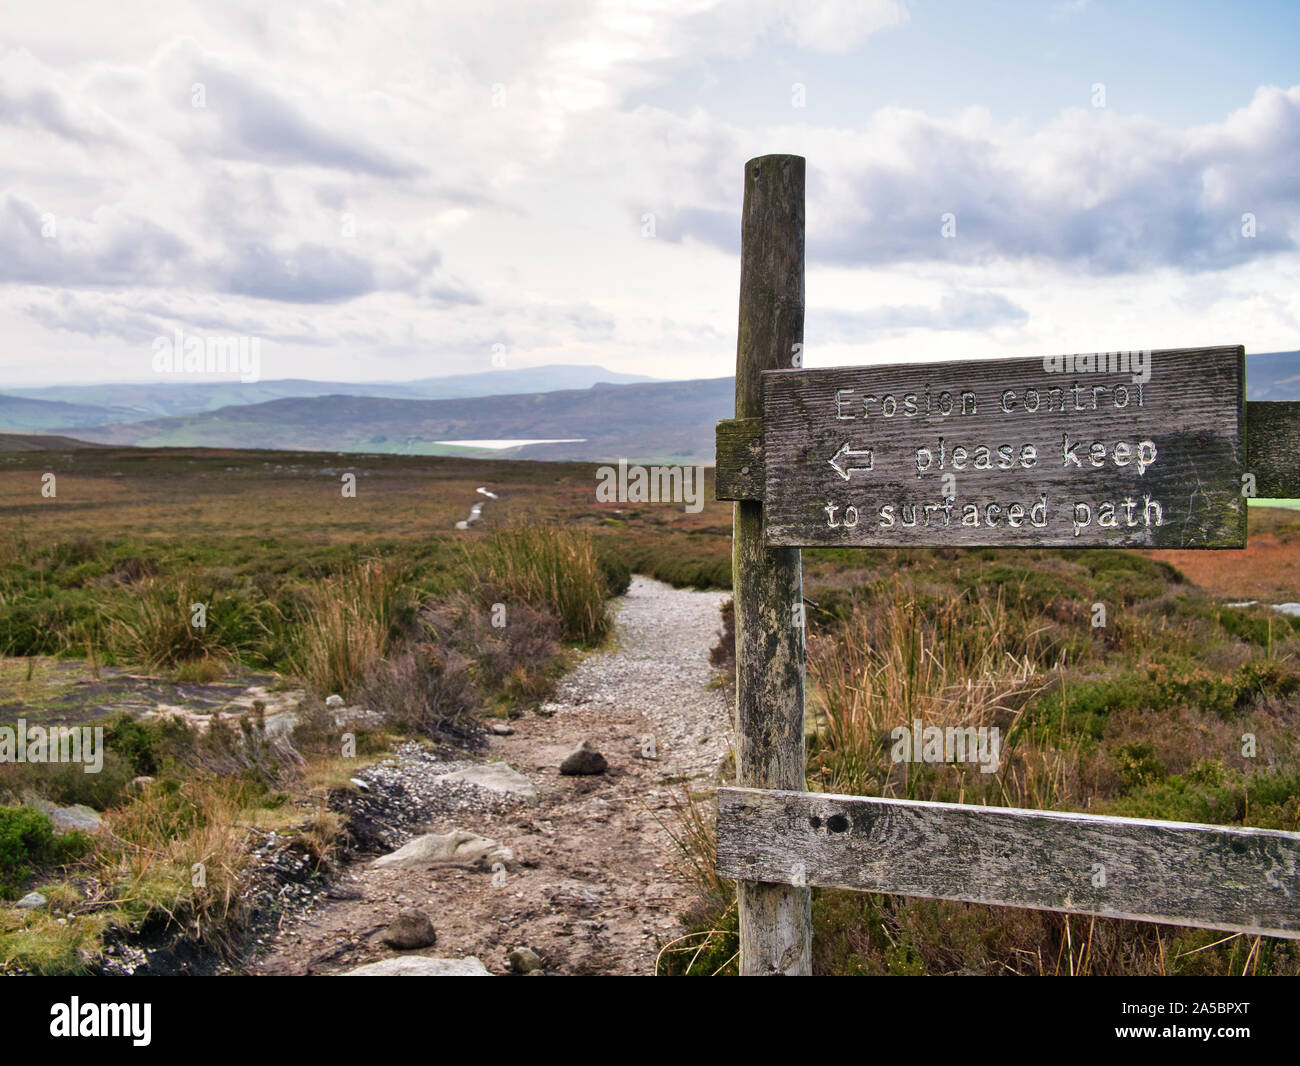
732, 154, 812, 975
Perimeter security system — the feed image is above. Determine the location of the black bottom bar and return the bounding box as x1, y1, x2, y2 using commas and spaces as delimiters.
1, 973, 1294, 1053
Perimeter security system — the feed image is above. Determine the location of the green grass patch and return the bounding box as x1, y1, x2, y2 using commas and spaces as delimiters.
0, 807, 91, 900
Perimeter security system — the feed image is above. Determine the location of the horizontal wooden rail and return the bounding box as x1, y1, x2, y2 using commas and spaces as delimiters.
716, 787, 1300, 939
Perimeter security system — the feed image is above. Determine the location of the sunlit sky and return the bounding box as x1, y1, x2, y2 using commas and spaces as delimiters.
2, 0, 1298, 386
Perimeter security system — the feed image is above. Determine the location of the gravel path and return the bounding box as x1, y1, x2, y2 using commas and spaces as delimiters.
254, 575, 735, 977
539, 575, 733, 778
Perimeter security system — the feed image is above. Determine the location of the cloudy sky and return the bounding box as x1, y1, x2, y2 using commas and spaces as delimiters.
1, 0, 1297, 386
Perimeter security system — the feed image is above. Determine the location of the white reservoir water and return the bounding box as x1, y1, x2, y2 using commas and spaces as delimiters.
436, 439, 587, 449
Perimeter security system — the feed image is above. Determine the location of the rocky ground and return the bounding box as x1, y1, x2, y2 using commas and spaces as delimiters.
252, 575, 733, 977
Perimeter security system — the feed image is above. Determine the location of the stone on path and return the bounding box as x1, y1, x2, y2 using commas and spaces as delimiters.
508, 946, 543, 974
372, 829, 513, 870
16, 892, 47, 910
382, 907, 437, 949
434, 761, 537, 802
342, 956, 491, 976
560, 740, 607, 776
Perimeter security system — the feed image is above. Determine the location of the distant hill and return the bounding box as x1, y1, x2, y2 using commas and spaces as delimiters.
1243, 351, 1300, 400
0, 432, 109, 452
63, 378, 734, 463
3, 364, 656, 422
0, 394, 139, 433
6, 351, 1293, 461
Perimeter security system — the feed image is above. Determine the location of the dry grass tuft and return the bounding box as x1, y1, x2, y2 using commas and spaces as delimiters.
290, 561, 408, 697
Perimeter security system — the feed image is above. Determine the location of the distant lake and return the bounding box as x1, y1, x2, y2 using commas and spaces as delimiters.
435, 439, 587, 449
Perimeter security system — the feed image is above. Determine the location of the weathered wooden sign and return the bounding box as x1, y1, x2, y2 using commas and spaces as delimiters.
760, 346, 1245, 548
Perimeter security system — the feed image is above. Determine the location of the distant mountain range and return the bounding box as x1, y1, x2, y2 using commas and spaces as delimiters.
0, 432, 109, 452
0, 394, 143, 432
1, 353, 1294, 463
3, 364, 655, 422
61, 378, 733, 463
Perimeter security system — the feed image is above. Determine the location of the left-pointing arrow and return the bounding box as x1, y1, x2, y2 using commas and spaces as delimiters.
828, 441, 874, 481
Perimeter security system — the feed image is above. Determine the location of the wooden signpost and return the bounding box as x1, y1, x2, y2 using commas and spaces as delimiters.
715, 154, 1300, 975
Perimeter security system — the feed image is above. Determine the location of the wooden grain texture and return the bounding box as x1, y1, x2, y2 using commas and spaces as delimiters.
1246, 400, 1300, 500
731, 154, 812, 975
762, 346, 1245, 548
716, 787, 1300, 939
714, 418, 764, 501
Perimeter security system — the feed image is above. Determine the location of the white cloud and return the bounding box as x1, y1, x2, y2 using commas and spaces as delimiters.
781, 0, 909, 52
0, 0, 1295, 389
676, 90, 1300, 274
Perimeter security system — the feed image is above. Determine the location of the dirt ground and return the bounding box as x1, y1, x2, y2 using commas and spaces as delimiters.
1146, 532, 1300, 602
252, 576, 733, 977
